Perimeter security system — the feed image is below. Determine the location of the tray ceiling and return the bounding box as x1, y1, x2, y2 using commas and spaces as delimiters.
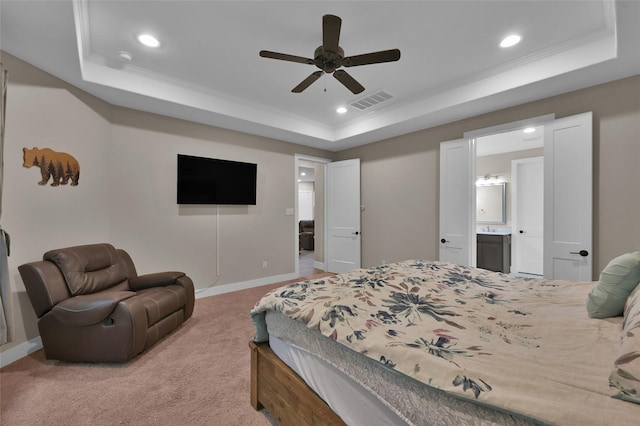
1, 1, 639, 151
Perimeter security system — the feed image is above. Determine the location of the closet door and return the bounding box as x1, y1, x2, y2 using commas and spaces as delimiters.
327, 159, 361, 274
512, 157, 544, 276
543, 112, 592, 280
439, 138, 474, 266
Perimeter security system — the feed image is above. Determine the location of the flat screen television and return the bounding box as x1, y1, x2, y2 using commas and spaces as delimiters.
177, 154, 257, 205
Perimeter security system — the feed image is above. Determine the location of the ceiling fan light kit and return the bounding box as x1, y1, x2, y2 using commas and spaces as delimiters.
260, 14, 401, 95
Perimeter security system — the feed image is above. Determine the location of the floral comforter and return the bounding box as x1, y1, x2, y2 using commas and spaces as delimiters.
250, 260, 635, 424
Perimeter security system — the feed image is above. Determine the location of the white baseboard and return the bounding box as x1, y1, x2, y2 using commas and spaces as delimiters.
314, 261, 326, 271
194, 272, 298, 299
1, 336, 43, 368
1, 273, 299, 368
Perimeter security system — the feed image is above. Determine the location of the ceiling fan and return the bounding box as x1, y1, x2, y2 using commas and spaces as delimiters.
259, 14, 401, 95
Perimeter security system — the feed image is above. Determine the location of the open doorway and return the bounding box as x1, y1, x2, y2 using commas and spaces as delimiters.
440, 112, 593, 280
476, 126, 544, 277
295, 155, 330, 277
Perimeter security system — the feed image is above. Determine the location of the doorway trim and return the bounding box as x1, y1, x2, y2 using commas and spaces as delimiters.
463, 114, 555, 140
440, 114, 555, 268
464, 114, 555, 269
294, 154, 331, 276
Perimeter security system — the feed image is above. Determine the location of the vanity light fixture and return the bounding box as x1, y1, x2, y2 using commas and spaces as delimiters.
500, 34, 521, 48
137, 33, 161, 48
476, 174, 503, 186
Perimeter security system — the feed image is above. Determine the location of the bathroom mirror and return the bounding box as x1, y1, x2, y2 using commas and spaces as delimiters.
476, 182, 506, 224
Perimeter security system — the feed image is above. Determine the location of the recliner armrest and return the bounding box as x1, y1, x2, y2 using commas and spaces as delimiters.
128, 271, 186, 291
51, 291, 136, 327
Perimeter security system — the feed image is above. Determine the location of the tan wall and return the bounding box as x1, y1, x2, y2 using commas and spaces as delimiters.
2, 48, 639, 360
2, 53, 114, 353
337, 74, 640, 275
107, 107, 331, 286
0, 52, 333, 356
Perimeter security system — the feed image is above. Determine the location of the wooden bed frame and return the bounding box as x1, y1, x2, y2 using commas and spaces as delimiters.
249, 341, 346, 426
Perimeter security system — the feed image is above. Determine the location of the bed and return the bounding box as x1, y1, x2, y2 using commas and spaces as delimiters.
250, 259, 640, 425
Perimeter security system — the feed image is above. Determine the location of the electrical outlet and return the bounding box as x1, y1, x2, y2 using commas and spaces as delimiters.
262, 261, 268, 270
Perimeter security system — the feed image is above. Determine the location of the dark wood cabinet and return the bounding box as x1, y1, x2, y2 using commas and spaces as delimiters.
477, 234, 511, 273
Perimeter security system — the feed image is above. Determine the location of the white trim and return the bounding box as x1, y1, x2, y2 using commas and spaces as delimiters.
294, 154, 331, 277
1, 336, 43, 368
195, 272, 298, 299
464, 114, 555, 139
314, 261, 326, 271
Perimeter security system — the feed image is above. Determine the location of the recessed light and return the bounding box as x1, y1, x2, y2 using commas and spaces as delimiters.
523, 127, 536, 134
300, 172, 306, 176
336, 106, 348, 114
137, 33, 161, 48
500, 34, 521, 48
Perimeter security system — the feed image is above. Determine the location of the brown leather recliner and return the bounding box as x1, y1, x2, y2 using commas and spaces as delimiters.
18, 243, 195, 363
299, 220, 314, 251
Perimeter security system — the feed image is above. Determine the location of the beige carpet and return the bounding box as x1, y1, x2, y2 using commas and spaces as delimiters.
0, 275, 327, 425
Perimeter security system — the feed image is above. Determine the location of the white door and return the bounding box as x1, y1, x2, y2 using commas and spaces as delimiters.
298, 190, 314, 221
327, 159, 361, 274
544, 112, 592, 280
512, 157, 544, 275
439, 139, 474, 266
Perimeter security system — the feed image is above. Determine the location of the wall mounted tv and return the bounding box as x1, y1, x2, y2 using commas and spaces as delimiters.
177, 154, 257, 205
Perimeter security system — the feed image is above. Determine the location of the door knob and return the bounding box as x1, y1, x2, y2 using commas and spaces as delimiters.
352, 231, 360, 235
569, 250, 589, 257
519, 230, 525, 234
440, 238, 449, 244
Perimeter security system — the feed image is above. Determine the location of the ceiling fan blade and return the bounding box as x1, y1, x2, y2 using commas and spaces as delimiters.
292, 71, 323, 93
343, 49, 401, 67
259, 50, 314, 65
322, 14, 342, 53
333, 70, 365, 94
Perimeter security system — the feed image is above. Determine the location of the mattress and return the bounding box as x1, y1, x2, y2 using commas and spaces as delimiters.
267, 311, 541, 426
252, 260, 639, 425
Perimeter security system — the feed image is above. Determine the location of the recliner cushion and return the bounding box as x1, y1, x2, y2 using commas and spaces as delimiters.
136, 285, 187, 326
45, 243, 128, 296
51, 290, 136, 327
129, 271, 185, 291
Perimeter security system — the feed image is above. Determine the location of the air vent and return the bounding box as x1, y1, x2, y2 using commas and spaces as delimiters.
350, 91, 394, 111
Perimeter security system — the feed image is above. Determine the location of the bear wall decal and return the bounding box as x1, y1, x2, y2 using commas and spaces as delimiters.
23, 147, 80, 186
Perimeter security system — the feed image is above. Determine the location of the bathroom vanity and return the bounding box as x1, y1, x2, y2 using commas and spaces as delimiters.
477, 231, 511, 273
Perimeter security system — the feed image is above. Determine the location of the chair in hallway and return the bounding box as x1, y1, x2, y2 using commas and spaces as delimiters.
299, 219, 314, 251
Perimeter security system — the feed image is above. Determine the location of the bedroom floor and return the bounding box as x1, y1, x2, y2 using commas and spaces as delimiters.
299, 249, 318, 276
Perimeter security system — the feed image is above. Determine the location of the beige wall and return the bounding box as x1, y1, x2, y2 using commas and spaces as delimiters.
2, 48, 639, 361
0, 52, 332, 357
2, 53, 114, 353
337, 74, 640, 275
